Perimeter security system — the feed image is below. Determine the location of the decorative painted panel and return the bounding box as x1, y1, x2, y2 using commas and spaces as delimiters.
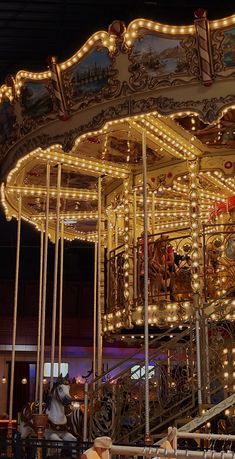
131, 35, 188, 75
224, 27, 235, 68
63, 48, 114, 107
21, 81, 54, 118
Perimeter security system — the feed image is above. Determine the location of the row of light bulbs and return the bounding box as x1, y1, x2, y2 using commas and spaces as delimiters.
103, 302, 191, 332
1, 11, 235, 95
123, 179, 130, 301
2, 106, 235, 246
7, 186, 98, 200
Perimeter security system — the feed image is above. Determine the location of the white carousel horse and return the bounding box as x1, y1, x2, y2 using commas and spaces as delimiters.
45, 375, 77, 442
19, 375, 83, 442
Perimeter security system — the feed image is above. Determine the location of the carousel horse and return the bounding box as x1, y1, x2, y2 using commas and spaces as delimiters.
44, 374, 82, 442
19, 401, 40, 439
19, 375, 83, 442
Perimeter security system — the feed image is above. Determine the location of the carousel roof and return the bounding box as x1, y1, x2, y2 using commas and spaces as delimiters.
2, 6, 235, 241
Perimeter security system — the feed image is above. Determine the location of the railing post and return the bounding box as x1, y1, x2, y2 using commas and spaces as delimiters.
7, 420, 13, 458
33, 413, 48, 459
83, 381, 89, 442
14, 431, 22, 459
167, 427, 177, 450
195, 305, 202, 410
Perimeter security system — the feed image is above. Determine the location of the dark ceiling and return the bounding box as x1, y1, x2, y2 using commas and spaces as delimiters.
1, 0, 235, 84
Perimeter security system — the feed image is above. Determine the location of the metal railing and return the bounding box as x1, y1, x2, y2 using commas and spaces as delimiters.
88, 326, 196, 442
107, 225, 235, 316
0, 433, 89, 458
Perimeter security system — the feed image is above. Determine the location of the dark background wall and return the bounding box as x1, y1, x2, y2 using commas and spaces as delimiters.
0, 209, 95, 346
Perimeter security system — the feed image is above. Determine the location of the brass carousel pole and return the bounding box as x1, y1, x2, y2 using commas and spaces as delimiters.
133, 189, 137, 301
106, 210, 111, 333
142, 130, 150, 443
97, 176, 103, 378
93, 241, 98, 386
87, 240, 98, 441
204, 316, 211, 404
58, 219, 64, 375
39, 163, 50, 414
35, 226, 44, 401
151, 190, 155, 234
50, 163, 61, 389
8, 194, 22, 437
115, 214, 118, 247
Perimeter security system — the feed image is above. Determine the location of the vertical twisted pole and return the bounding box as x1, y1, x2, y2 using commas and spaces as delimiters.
151, 190, 155, 234
39, 163, 50, 414
58, 220, 64, 375
93, 242, 98, 387
107, 211, 111, 312
97, 176, 103, 378
35, 227, 44, 401
50, 163, 61, 389
133, 189, 137, 301
195, 304, 202, 409
9, 195, 22, 422
205, 316, 211, 404
142, 130, 150, 442
48, 56, 69, 120
194, 9, 213, 86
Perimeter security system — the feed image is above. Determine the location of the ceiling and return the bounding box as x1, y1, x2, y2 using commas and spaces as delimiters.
1, 0, 235, 85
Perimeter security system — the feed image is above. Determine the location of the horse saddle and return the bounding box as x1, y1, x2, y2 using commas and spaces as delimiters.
48, 419, 68, 432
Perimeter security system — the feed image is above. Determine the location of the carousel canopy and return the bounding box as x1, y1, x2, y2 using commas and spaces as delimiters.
1, 8, 235, 242
2, 111, 235, 241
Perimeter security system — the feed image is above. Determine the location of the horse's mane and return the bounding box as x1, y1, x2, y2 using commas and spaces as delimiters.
54, 373, 70, 387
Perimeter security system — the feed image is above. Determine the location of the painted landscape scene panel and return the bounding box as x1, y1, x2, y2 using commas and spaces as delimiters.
131, 34, 188, 76
224, 28, 235, 68
68, 48, 113, 99
21, 82, 53, 118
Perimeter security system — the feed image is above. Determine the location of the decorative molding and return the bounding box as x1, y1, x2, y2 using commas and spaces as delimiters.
0, 99, 130, 179
131, 94, 235, 123
211, 29, 225, 74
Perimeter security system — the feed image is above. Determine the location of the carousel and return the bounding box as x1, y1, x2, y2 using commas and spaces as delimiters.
1, 7, 235, 450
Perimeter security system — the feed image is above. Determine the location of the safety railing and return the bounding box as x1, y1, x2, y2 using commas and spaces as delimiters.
107, 224, 235, 317
135, 230, 193, 306
88, 326, 197, 443
0, 433, 89, 458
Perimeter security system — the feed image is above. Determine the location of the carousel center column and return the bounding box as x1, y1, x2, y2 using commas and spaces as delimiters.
123, 175, 134, 328
188, 158, 204, 413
